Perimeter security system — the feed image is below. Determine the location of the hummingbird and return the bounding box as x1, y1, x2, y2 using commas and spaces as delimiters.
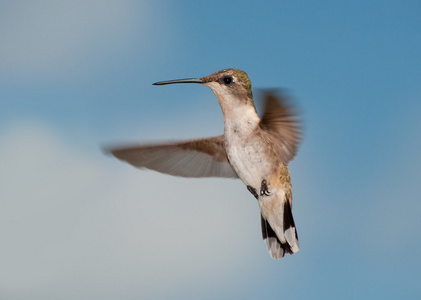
108, 69, 302, 259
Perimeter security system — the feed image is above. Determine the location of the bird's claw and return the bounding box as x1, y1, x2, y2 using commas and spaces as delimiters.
260, 180, 270, 196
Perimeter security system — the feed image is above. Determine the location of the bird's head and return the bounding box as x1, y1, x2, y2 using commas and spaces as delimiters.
153, 68, 255, 112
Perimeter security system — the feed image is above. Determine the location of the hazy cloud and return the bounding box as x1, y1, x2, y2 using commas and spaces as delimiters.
0, 1, 150, 77
0, 122, 262, 298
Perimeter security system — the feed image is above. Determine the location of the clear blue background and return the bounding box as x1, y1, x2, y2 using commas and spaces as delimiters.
1, 1, 420, 299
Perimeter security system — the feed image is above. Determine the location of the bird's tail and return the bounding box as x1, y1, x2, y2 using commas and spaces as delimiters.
261, 200, 299, 259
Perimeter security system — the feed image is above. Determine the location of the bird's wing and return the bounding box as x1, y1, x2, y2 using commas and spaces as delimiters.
107, 135, 238, 178
259, 91, 302, 163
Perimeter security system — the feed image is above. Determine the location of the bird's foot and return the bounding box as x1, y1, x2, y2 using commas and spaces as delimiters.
247, 185, 259, 200
260, 179, 270, 196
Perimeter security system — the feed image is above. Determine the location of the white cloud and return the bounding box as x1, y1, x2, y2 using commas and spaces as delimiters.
0, 122, 261, 299
0, 1, 151, 77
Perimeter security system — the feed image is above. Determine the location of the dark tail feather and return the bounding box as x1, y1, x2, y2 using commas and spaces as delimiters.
261, 216, 290, 258
283, 200, 299, 251
261, 201, 299, 259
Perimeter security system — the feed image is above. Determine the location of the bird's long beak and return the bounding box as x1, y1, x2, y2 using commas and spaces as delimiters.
153, 78, 204, 85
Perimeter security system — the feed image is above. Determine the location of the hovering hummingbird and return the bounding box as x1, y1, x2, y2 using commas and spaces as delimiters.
109, 69, 302, 259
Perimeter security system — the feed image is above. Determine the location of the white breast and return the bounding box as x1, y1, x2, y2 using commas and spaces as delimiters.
224, 109, 268, 188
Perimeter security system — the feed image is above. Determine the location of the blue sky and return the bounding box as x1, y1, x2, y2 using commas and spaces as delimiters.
1, 1, 421, 299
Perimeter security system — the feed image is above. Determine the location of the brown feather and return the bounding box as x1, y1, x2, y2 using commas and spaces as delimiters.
259, 91, 302, 163
107, 135, 238, 178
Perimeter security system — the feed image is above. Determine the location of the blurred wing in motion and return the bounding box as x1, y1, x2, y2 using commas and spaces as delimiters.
107, 135, 239, 178
259, 90, 302, 163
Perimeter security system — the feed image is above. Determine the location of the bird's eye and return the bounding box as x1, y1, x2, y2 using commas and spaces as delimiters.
223, 76, 233, 85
